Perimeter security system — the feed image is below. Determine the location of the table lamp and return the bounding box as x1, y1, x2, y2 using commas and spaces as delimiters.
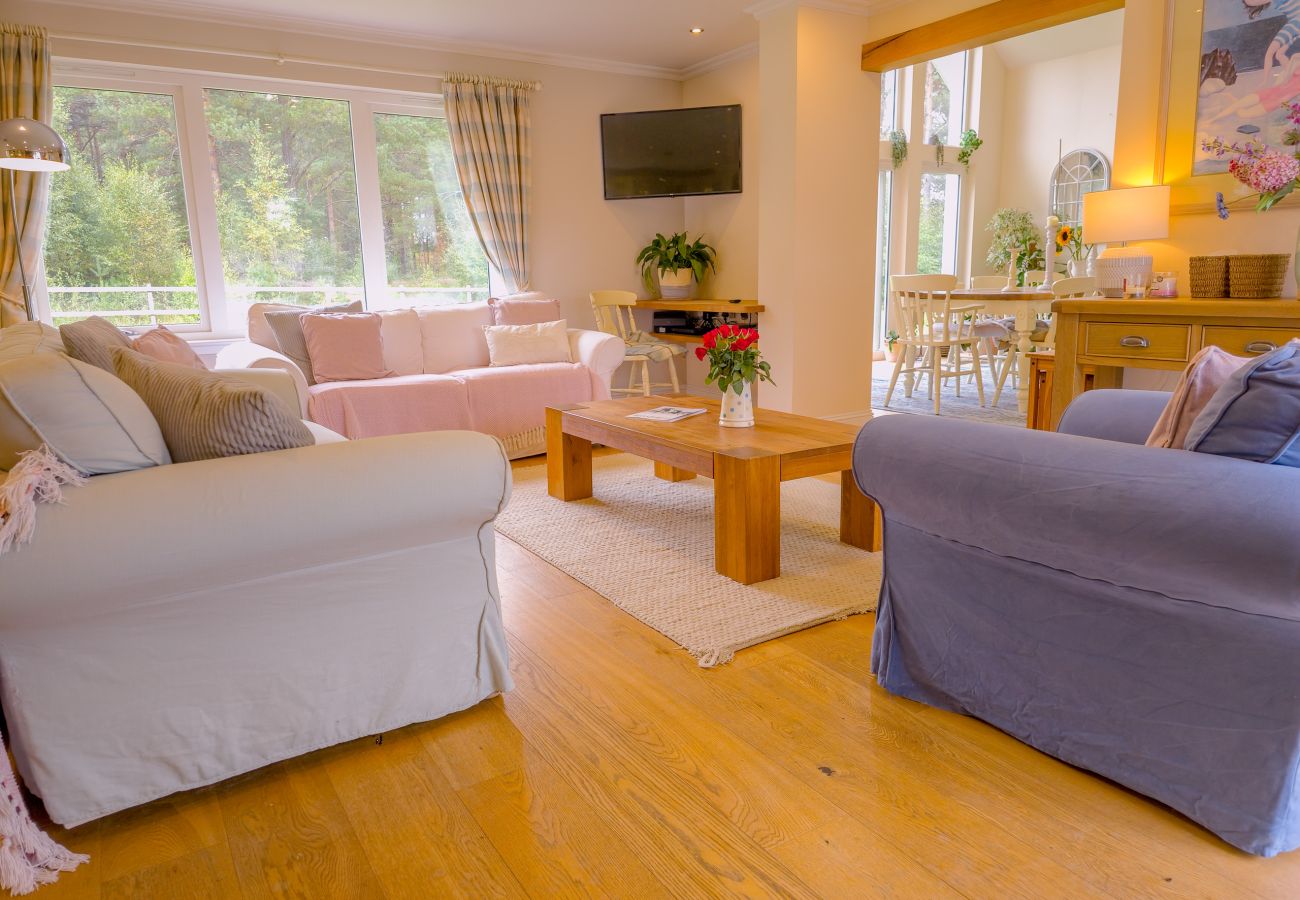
1083, 185, 1170, 297
0, 117, 69, 321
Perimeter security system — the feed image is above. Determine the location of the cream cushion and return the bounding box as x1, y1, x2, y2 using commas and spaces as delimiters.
417, 303, 493, 374
0, 322, 65, 361
483, 320, 572, 367
378, 309, 423, 376
59, 316, 133, 372
0, 353, 170, 473
113, 348, 313, 463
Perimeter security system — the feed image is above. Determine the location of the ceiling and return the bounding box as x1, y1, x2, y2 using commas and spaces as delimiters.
989, 9, 1124, 69
78, 0, 883, 77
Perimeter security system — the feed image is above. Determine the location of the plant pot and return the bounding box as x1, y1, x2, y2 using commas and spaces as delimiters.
884, 346, 900, 362
719, 382, 755, 428
658, 268, 694, 299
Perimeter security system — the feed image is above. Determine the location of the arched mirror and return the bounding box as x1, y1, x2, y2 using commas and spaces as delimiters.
1049, 149, 1111, 227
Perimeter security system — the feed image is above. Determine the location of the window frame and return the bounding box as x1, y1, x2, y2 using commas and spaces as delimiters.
48, 59, 478, 338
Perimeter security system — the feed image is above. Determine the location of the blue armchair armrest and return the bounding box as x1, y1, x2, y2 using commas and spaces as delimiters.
1056, 389, 1170, 444
853, 415, 1300, 618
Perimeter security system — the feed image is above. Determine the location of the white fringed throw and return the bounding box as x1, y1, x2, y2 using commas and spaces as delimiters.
0, 446, 89, 893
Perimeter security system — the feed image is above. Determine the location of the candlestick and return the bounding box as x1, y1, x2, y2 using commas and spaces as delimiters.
1041, 215, 1059, 292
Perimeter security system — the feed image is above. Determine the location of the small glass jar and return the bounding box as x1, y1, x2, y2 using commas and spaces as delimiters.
1150, 272, 1178, 298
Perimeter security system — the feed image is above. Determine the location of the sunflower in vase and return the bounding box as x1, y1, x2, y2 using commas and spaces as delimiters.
1054, 224, 1094, 276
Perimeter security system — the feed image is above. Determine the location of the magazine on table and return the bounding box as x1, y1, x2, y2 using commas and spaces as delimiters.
626, 405, 708, 423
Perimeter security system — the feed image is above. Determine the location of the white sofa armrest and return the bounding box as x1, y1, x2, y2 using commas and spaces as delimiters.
568, 329, 624, 400
215, 341, 309, 415
212, 367, 303, 418
0, 431, 511, 628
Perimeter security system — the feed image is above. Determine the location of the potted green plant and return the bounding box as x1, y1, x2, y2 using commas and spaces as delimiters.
985, 208, 1043, 286
636, 232, 717, 299
884, 329, 901, 362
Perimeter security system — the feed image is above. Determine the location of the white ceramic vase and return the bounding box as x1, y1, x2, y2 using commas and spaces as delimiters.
1068, 258, 1087, 277
658, 268, 694, 299
719, 382, 755, 428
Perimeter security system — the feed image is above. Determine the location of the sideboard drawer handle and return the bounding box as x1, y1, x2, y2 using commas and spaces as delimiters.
1245, 340, 1278, 355
1119, 335, 1150, 349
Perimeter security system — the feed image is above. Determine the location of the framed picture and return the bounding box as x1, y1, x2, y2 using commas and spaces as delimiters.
1160, 0, 1300, 213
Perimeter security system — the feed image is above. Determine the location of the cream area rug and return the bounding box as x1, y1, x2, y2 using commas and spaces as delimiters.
495, 454, 882, 667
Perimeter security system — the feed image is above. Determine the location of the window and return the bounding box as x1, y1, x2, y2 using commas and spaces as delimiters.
873, 169, 892, 349
46, 86, 199, 327
916, 173, 961, 275
43, 65, 490, 334
879, 69, 898, 137
922, 51, 966, 146
1049, 148, 1110, 227
374, 113, 488, 308
206, 89, 364, 316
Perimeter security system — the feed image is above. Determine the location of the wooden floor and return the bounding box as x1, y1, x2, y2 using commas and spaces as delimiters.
37, 456, 1300, 898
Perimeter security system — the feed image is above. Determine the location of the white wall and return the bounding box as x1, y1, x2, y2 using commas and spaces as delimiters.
16, 0, 686, 331
993, 43, 1121, 239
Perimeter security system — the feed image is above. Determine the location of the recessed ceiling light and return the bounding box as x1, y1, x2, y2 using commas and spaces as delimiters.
689, 27, 704, 35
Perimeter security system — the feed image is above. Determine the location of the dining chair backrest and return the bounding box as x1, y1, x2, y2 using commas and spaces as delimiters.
969, 275, 1007, 289
1051, 276, 1098, 299
890, 274, 967, 343
589, 290, 639, 342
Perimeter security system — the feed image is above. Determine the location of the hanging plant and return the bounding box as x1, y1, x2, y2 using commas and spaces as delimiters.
931, 135, 945, 166
889, 130, 908, 169
957, 129, 983, 169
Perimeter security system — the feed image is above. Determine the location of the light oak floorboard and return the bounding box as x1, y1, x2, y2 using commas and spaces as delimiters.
28, 453, 1300, 897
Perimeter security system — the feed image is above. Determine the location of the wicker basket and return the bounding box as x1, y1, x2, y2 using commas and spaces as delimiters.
1227, 254, 1290, 298
1189, 255, 1228, 298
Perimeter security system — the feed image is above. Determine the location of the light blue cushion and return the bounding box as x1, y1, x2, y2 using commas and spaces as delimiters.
1185, 339, 1300, 467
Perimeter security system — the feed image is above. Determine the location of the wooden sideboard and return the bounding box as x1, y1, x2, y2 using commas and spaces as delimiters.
1048, 297, 1300, 429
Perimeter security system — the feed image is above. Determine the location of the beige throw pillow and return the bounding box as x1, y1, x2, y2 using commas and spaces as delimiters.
113, 348, 313, 463
0, 321, 65, 362
1146, 345, 1251, 450
263, 301, 363, 384
0, 353, 170, 473
59, 316, 133, 372
483, 320, 572, 367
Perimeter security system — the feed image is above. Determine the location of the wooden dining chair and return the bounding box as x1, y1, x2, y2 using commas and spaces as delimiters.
885, 274, 985, 415
990, 275, 1098, 407
589, 290, 682, 396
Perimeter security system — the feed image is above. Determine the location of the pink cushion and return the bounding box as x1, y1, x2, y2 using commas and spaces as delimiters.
1146, 345, 1251, 450
417, 304, 493, 373
489, 296, 562, 326
307, 374, 470, 439
453, 362, 593, 437
131, 325, 207, 370
301, 312, 393, 383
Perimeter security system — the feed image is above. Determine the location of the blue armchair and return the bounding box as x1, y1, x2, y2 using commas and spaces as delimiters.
852, 391, 1300, 856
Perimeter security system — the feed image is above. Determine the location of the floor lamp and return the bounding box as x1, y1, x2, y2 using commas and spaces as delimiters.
0, 117, 69, 322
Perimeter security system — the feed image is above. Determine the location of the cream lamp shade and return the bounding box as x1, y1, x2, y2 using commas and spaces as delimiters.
1082, 185, 1170, 245
0, 118, 69, 172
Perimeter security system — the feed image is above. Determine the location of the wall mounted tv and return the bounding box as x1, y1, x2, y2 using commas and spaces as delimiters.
601, 104, 742, 200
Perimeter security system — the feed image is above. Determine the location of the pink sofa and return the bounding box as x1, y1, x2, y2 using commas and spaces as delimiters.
215, 299, 624, 458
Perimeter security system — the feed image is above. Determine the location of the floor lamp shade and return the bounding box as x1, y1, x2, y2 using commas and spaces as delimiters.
0, 118, 69, 172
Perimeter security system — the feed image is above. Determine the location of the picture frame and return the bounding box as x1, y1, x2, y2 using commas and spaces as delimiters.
1158, 0, 1300, 215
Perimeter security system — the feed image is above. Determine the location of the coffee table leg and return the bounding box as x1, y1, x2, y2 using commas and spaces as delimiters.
840, 470, 882, 552
714, 452, 781, 584
654, 461, 696, 482
546, 407, 592, 501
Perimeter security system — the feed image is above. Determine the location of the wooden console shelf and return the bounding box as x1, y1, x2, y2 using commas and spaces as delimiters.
1048, 297, 1300, 429
637, 299, 765, 313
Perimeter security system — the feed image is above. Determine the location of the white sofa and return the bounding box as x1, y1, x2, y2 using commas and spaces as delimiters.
217, 301, 625, 458
0, 330, 514, 827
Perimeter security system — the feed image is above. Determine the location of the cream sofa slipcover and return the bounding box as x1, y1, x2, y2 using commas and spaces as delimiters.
216, 302, 625, 458
0, 430, 512, 826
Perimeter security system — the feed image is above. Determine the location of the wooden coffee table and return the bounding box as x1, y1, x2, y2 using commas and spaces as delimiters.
545, 395, 880, 585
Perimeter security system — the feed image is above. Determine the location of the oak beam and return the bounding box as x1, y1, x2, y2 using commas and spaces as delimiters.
861, 0, 1124, 73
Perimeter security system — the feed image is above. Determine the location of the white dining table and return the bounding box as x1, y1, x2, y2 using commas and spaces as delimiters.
948, 288, 1056, 414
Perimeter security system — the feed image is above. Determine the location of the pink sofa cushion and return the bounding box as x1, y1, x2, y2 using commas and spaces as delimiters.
132, 325, 207, 370
307, 374, 470, 439
453, 363, 593, 438
417, 304, 493, 374
378, 309, 423, 376
301, 312, 394, 383
1146, 345, 1251, 450
489, 295, 562, 325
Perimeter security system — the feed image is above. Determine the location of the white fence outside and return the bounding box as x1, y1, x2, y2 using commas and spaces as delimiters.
47, 284, 490, 328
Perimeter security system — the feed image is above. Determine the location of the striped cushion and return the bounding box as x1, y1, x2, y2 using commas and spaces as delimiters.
59, 316, 133, 372
113, 348, 312, 463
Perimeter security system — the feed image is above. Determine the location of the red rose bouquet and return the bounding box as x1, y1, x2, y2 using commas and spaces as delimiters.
694, 325, 774, 395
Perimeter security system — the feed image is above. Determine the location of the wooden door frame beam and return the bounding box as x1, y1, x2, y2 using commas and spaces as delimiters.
861, 0, 1125, 73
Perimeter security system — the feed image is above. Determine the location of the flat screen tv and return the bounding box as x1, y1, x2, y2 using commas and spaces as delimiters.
601, 104, 742, 200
